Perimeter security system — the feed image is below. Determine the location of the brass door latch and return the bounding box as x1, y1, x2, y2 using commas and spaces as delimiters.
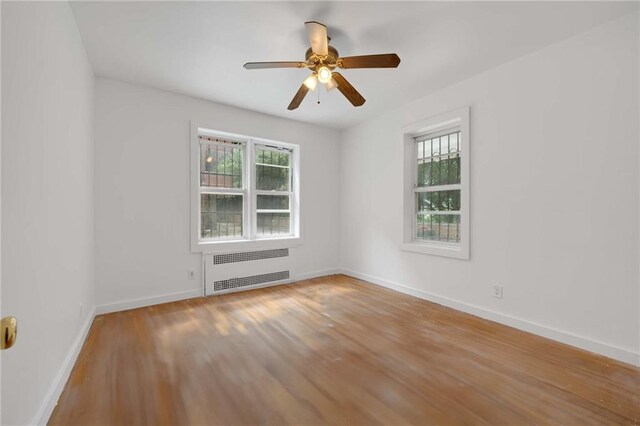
1, 316, 17, 350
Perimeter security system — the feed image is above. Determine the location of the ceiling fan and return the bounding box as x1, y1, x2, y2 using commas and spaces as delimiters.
243, 21, 401, 110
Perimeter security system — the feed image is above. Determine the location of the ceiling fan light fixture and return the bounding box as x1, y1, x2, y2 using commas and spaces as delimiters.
243, 21, 400, 110
303, 74, 318, 91
317, 66, 332, 84
325, 77, 338, 92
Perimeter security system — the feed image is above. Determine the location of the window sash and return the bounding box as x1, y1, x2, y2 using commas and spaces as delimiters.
200, 187, 246, 195
413, 127, 462, 243
255, 190, 292, 195
254, 145, 292, 193
198, 138, 247, 242
252, 144, 294, 238
255, 144, 293, 154
415, 129, 461, 190
413, 184, 461, 193
255, 162, 290, 169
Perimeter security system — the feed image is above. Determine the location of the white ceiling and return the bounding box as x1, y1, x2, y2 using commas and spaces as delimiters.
70, 1, 637, 129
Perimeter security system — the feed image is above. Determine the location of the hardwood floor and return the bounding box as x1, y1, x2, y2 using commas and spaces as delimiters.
49, 274, 640, 425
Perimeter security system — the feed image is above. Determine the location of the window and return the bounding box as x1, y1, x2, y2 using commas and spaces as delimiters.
402, 107, 469, 259
191, 125, 300, 253
199, 136, 245, 240
415, 129, 461, 243
255, 146, 293, 236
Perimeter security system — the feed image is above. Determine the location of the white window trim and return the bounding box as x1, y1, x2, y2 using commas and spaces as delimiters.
401, 106, 470, 260
190, 122, 301, 254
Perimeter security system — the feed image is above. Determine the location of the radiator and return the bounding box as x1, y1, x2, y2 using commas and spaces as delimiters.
203, 248, 293, 296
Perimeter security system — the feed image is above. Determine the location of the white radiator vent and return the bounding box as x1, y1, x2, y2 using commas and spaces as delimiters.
213, 248, 289, 265
204, 248, 294, 296
213, 271, 290, 292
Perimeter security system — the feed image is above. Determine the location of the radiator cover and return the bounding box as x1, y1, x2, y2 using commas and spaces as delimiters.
204, 248, 293, 296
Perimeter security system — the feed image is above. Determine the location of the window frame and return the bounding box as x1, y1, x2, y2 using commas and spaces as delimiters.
401, 107, 470, 260
191, 122, 301, 254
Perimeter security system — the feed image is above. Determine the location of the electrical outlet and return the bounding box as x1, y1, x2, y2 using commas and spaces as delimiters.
187, 270, 196, 280
493, 285, 503, 299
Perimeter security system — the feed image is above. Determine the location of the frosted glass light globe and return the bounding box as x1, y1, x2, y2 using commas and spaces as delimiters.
317, 66, 332, 84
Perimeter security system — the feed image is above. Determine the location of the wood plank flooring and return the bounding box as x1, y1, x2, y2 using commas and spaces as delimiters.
49, 274, 640, 425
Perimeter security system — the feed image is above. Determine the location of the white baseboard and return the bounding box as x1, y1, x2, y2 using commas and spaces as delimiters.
96, 289, 202, 315
32, 306, 96, 426
339, 268, 640, 367
295, 268, 340, 281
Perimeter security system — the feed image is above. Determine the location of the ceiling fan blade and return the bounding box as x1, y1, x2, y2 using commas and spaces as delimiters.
287, 84, 310, 110
339, 54, 401, 69
304, 21, 328, 56
244, 61, 305, 70
332, 72, 365, 107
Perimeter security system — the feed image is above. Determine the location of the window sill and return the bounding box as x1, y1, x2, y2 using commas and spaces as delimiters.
193, 236, 302, 254
401, 241, 469, 260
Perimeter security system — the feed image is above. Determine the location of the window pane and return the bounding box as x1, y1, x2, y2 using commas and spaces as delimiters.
417, 190, 460, 212
416, 213, 460, 243
256, 165, 290, 191
256, 148, 291, 191
450, 132, 458, 152
441, 134, 450, 155
257, 213, 290, 236
418, 156, 460, 186
200, 194, 243, 239
416, 130, 461, 187
257, 195, 289, 210
200, 141, 243, 189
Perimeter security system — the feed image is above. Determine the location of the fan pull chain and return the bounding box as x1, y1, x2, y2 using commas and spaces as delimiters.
317, 88, 320, 104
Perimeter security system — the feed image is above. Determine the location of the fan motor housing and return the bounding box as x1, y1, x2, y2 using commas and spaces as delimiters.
305, 46, 339, 67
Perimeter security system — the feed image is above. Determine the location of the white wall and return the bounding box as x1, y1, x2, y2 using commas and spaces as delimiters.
94, 78, 341, 308
1, 2, 95, 424
339, 13, 640, 365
